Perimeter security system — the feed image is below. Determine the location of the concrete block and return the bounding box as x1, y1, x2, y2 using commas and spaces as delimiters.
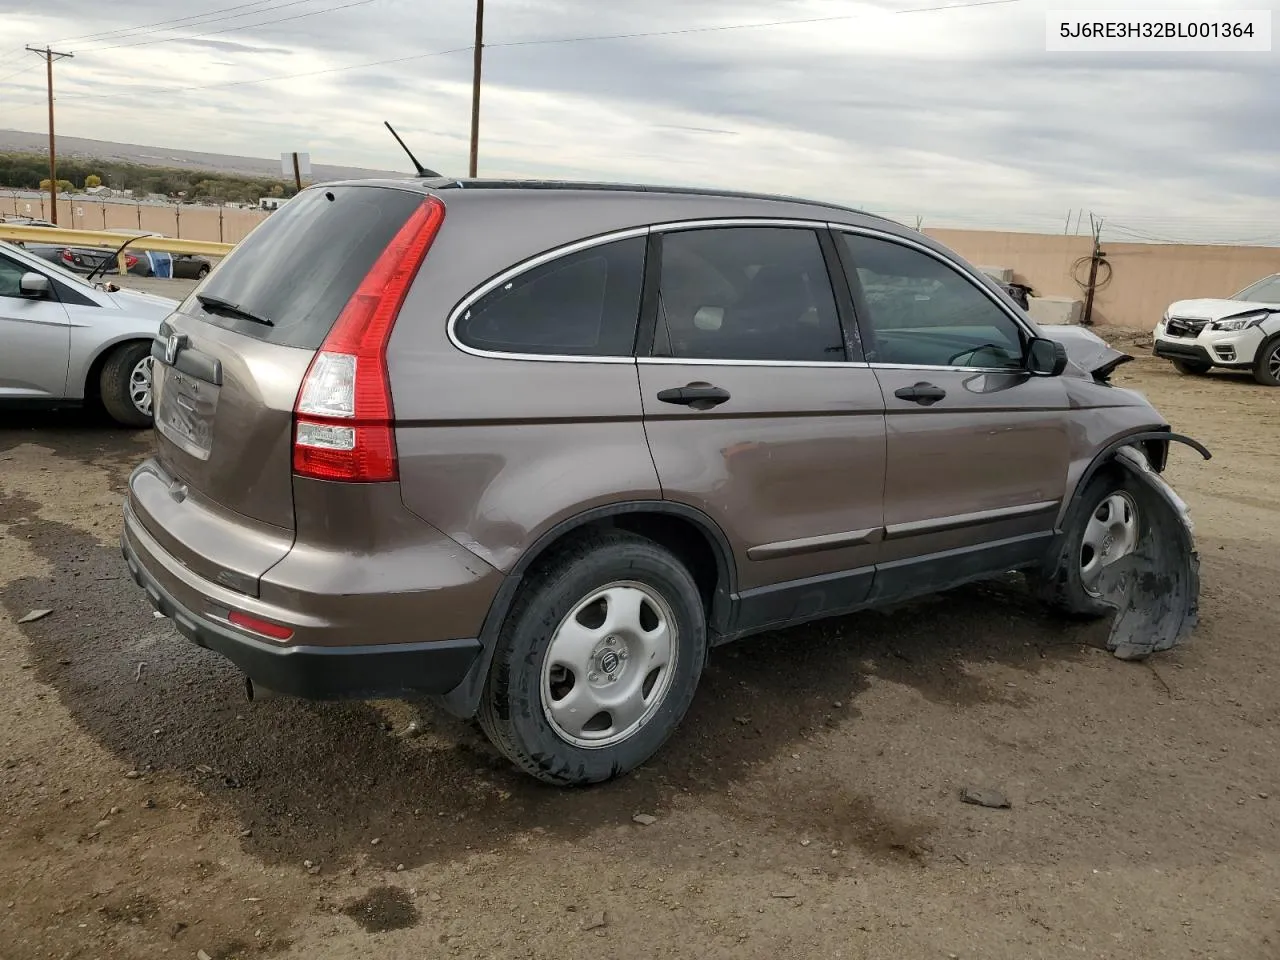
977, 265, 1014, 283
1027, 295, 1084, 326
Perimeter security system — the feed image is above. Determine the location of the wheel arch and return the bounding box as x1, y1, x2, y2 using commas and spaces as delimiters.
81, 334, 154, 405
436, 500, 738, 719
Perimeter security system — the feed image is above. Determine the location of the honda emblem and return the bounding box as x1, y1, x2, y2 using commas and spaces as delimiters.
165, 334, 182, 365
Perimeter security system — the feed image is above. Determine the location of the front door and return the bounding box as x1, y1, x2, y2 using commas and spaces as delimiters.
833, 229, 1071, 603
637, 223, 887, 634
0, 253, 71, 400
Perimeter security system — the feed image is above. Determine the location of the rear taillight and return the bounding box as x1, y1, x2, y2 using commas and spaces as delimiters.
125, 254, 139, 268
60, 249, 73, 262
292, 196, 445, 482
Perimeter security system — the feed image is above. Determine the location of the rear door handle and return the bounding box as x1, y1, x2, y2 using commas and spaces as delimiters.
894, 382, 947, 405
656, 383, 731, 408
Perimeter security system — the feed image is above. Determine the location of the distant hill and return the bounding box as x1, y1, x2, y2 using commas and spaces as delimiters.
0, 129, 404, 181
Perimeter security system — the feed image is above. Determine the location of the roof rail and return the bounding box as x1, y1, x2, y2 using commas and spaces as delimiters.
419, 177, 898, 226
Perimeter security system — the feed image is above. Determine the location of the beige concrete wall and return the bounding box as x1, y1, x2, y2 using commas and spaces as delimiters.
5, 194, 268, 244
925, 228, 1280, 329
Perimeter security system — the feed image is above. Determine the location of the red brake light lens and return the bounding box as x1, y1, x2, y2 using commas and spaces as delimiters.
125, 254, 139, 268
60, 249, 74, 262
292, 196, 446, 482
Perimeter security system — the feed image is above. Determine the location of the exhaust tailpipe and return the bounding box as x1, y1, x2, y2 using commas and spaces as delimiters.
244, 677, 283, 701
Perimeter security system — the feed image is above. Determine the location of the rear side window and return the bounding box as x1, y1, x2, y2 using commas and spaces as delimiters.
653, 227, 845, 363
187, 185, 424, 349
455, 236, 646, 357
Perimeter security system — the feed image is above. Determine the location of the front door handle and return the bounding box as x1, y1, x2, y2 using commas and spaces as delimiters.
894, 382, 947, 405
656, 383, 731, 409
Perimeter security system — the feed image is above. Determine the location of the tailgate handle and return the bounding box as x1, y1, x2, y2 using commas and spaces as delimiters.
150, 334, 223, 386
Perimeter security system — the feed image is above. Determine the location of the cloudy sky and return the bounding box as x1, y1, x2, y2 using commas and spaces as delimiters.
0, 0, 1276, 240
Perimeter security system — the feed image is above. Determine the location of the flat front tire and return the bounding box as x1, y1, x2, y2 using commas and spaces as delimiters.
478, 531, 706, 786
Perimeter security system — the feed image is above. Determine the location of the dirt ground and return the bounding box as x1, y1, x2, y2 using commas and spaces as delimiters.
2, 340, 1277, 960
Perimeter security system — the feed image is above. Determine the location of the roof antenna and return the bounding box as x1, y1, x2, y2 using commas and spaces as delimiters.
384, 121, 441, 178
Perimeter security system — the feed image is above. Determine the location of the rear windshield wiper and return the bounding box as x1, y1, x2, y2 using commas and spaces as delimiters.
196, 293, 274, 327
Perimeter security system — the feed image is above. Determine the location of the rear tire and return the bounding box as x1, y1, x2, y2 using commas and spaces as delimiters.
478, 531, 706, 786
99, 341, 154, 428
1253, 335, 1280, 387
1171, 358, 1211, 376
1036, 469, 1143, 619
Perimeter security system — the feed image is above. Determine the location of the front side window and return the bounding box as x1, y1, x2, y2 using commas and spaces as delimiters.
455, 236, 646, 357
840, 233, 1025, 369
0, 255, 26, 298
653, 227, 846, 363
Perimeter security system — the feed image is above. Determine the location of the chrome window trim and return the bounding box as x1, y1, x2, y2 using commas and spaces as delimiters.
638, 357, 869, 369
826, 221, 1041, 365
869, 361, 1030, 375
447, 215, 849, 365
446, 225, 650, 364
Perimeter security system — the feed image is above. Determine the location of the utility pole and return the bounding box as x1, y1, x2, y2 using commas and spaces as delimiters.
469, 0, 484, 178
26, 45, 74, 226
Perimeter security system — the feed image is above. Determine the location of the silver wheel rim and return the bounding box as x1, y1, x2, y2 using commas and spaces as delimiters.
129, 355, 153, 417
1268, 343, 1280, 381
540, 580, 678, 749
1080, 491, 1140, 597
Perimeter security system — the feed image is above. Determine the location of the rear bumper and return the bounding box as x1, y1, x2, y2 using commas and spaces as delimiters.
121, 509, 482, 700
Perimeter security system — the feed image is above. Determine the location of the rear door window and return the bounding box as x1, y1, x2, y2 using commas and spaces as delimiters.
454, 236, 647, 357
188, 185, 425, 349
652, 227, 846, 363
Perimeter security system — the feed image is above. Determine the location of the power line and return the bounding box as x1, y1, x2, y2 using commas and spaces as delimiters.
51, 0, 298, 46
56, 0, 1021, 101
0, 61, 40, 85
80, 0, 378, 52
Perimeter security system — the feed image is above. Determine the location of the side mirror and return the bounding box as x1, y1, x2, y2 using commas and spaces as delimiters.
1026, 336, 1068, 377
19, 272, 51, 299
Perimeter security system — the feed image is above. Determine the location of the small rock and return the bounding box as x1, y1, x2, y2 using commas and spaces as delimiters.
396, 863, 405, 871
428, 892, 442, 903
124, 771, 140, 779
17, 609, 52, 624
733, 716, 751, 725
961, 786, 1011, 809
307, 865, 321, 875
57, 658, 72, 666
833, 701, 843, 708
240, 828, 253, 838
303, 860, 314, 869
771, 891, 797, 899
109, 806, 121, 815
93, 819, 111, 831
1259, 793, 1270, 800
194, 765, 213, 775
143, 798, 156, 809
168, 921, 187, 938
582, 910, 608, 931
153, 611, 166, 618
632, 813, 658, 826
400, 721, 424, 738
370, 837, 381, 846
198, 951, 212, 960
800, 839, 812, 847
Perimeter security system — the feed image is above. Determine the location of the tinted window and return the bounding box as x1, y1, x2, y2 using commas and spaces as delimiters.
654, 227, 845, 362
456, 236, 646, 356
841, 233, 1024, 369
188, 185, 424, 349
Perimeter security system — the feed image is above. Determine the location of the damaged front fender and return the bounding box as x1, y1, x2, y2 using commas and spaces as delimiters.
1092, 444, 1204, 660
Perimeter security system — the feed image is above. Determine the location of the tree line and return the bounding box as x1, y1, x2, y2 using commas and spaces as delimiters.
0, 151, 297, 204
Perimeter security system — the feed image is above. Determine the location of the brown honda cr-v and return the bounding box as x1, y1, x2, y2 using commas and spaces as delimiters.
121, 179, 1206, 785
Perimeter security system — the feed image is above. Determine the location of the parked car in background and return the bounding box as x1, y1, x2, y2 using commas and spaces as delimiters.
173, 253, 213, 279
24, 243, 158, 277
0, 239, 176, 426
121, 179, 1205, 787
1154, 273, 1280, 386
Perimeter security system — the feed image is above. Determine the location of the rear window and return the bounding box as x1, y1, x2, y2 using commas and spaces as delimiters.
186, 185, 424, 349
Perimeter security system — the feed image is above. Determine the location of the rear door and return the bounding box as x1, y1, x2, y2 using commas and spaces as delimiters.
637, 223, 886, 633
139, 184, 430, 590
833, 228, 1071, 602
0, 251, 70, 399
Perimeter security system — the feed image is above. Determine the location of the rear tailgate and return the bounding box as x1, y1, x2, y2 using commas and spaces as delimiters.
135, 183, 431, 593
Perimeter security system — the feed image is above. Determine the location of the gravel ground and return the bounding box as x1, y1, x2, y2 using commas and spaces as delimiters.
1, 345, 1277, 960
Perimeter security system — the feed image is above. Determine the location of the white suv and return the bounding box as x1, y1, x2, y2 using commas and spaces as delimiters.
1153, 274, 1280, 386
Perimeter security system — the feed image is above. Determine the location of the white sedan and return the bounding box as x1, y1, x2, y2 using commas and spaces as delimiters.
0, 240, 177, 426
1153, 274, 1280, 386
